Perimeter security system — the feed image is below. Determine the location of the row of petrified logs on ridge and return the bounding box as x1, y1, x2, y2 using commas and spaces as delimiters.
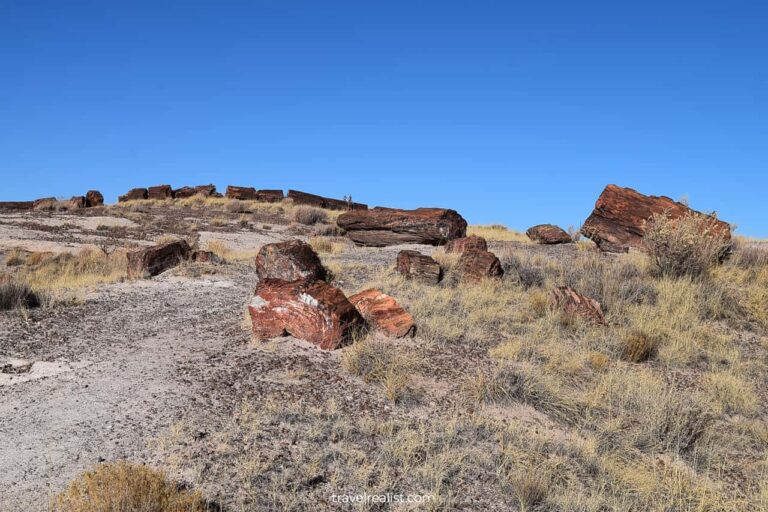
116, 184, 367, 211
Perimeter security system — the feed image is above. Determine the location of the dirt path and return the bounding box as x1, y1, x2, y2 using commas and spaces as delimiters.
0, 270, 254, 511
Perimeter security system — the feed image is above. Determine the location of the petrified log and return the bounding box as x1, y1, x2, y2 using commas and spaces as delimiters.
225, 185, 258, 200
255, 239, 327, 283
190, 250, 221, 263
127, 240, 191, 278
0, 201, 34, 211
581, 185, 731, 253
526, 224, 572, 244
85, 190, 104, 207
193, 184, 217, 196
349, 289, 415, 338
256, 189, 285, 203
445, 235, 488, 253
396, 250, 442, 284
549, 286, 606, 326
118, 188, 148, 202
455, 250, 503, 282
338, 207, 467, 247
287, 190, 367, 211
148, 185, 173, 200
33, 197, 58, 210
248, 278, 364, 349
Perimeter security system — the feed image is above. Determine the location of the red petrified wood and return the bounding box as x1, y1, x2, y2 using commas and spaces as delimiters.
225, 186, 258, 200
349, 289, 416, 338
396, 250, 442, 284
249, 279, 364, 349
338, 207, 467, 246
127, 240, 191, 278
148, 185, 173, 200
526, 224, 572, 244
85, 190, 104, 207
118, 188, 148, 202
255, 239, 327, 283
455, 250, 503, 282
549, 286, 606, 326
445, 235, 488, 253
581, 185, 731, 253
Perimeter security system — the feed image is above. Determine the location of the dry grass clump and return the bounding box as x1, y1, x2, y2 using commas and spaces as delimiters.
17, 246, 128, 291
342, 335, 418, 402
0, 280, 43, 310
291, 205, 328, 225
308, 236, 350, 255
467, 224, 529, 242
5, 248, 27, 266
701, 371, 759, 416
52, 461, 209, 512
643, 212, 731, 278
620, 330, 658, 363
204, 240, 256, 262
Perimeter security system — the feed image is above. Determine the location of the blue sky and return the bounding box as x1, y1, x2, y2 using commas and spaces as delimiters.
1, 1, 766, 235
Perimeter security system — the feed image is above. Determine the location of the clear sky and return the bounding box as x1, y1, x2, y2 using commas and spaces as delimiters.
1, 1, 766, 235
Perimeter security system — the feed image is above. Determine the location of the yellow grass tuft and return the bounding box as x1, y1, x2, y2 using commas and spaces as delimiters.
467, 224, 530, 242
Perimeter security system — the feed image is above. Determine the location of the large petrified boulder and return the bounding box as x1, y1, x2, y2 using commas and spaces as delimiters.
581, 185, 731, 253
0, 201, 34, 211
148, 184, 173, 200
194, 184, 217, 197
349, 289, 415, 338
549, 286, 606, 326
127, 240, 191, 278
172, 186, 196, 199
118, 188, 148, 202
226, 185, 258, 200
526, 224, 572, 244
288, 190, 367, 211
255, 239, 327, 282
445, 235, 488, 253
396, 250, 442, 284
248, 278, 364, 349
338, 207, 467, 247
455, 250, 503, 282
85, 190, 104, 207
256, 189, 285, 203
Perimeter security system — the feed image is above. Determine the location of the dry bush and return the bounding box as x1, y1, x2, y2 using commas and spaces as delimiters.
291, 205, 328, 225
52, 461, 209, 512
498, 249, 547, 288
701, 371, 759, 416
729, 238, 768, 268
210, 215, 228, 227
224, 199, 251, 213
643, 212, 731, 278
342, 335, 418, 402
467, 224, 529, 242
0, 280, 43, 310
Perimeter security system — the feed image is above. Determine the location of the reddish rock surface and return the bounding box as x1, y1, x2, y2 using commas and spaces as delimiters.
68, 196, 87, 209
194, 184, 217, 197
349, 289, 415, 338
549, 286, 607, 326
85, 190, 104, 207
32, 197, 57, 210
338, 207, 467, 246
581, 185, 731, 253
456, 250, 503, 282
148, 185, 173, 200
526, 224, 573, 244
225, 185, 258, 200
190, 250, 221, 263
256, 189, 285, 203
255, 239, 327, 282
396, 250, 442, 284
118, 188, 148, 202
445, 235, 488, 253
172, 186, 196, 199
249, 278, 364, 349
0, 201, 34, 211
288, 190, 367, 211
127, 240, 191, 278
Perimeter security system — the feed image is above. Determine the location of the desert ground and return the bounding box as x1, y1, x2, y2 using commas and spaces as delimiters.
1, 194, 767, 511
